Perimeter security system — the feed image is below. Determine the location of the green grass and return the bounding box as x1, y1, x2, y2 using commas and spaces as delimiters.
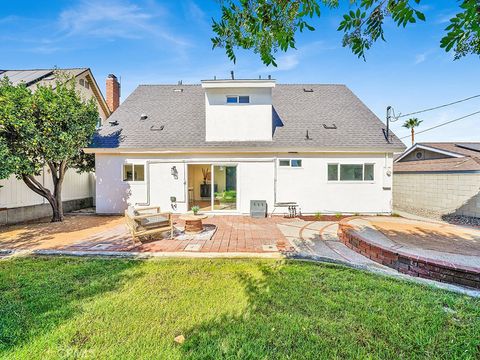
0, 258, 479, 359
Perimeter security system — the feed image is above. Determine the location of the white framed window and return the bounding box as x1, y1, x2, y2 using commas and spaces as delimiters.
226, 96, 238, 104
239, 95, 250, 103
226, 95, 250, 104
327, 163, 374, 182
123, 164, 145, 182
279, 159, 302, 168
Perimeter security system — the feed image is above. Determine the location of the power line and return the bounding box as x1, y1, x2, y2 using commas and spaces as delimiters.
400, 110, 480, 139
398, 94, 480, 118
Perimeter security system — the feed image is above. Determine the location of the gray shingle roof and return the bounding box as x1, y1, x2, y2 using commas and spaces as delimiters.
0, 68, 88, 88
91, 84, 405, 151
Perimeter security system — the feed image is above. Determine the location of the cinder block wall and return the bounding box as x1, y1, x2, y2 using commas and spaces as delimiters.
393, 173, 480, 218
0, 197, 93, 226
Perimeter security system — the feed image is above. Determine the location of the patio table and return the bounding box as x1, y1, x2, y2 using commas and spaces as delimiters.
179, 214, 208, 234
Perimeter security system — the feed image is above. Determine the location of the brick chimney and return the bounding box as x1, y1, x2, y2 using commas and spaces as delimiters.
106, 74, 120, 113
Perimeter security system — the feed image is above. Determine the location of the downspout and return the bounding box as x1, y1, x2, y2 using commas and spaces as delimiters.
273, 156, 278, 205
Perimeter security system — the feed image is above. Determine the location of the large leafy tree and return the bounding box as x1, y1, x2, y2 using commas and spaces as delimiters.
212, 0, 480, 66
0, 76, 98, 222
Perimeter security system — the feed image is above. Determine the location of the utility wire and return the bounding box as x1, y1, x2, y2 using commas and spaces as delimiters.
399, 110, 480, 139
398, 94, 480, 118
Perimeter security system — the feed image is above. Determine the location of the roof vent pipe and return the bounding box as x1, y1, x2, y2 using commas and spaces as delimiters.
230, 70, 234, 80
140, 113, 148, 120
268, 75, 271, 80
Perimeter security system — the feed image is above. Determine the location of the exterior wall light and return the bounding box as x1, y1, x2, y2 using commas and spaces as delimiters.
171, 166, 178, 179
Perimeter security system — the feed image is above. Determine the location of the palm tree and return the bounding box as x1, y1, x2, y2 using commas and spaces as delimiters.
402, 117, 423, 145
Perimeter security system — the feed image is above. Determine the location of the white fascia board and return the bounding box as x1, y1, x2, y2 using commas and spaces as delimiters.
84, 147, 403, 154
201, 80, 276, 88
395, 143, 465, 162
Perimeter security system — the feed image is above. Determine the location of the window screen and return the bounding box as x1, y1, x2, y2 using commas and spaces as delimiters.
328, 164, 338, 181
134, 165, 145, 181
123, 164, 144, 181
291, 159, 302, 167
364, 164, 374, 180
123, 164, 133, 181
239, 95, 250, 103
279, 160, 290, 167
340, 164, 363, 181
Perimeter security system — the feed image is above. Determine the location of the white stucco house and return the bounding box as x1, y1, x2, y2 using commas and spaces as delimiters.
86, 78, 405, 216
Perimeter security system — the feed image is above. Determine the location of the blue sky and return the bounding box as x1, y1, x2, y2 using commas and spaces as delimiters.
1, 0, 478, 145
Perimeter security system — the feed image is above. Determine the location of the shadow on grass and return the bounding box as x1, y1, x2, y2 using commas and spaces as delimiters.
0, 256, 138, 355
181, 261, 480, 359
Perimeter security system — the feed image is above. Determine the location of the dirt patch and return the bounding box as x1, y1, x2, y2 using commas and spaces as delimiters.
298, 215, 351, 222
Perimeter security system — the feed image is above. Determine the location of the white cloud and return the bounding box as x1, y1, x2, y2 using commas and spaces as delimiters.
415, 53, 427, 64
0, 15, 20, 24
259, 41, 335, 72
270, 54, 300, 72
436, 12, 457, 25
184, 0, 207, 27
58, 0, 189, 47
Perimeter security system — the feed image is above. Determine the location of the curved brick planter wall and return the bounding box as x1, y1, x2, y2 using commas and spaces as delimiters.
338, 222, 480, 289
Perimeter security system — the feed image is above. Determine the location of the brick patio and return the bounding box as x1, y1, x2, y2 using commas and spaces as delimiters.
0, 214, 295, 253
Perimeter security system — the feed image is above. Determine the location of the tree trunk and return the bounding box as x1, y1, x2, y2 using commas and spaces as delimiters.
52, 175, 64, 222
411, 128, 415, 146
22, 161, 67, 222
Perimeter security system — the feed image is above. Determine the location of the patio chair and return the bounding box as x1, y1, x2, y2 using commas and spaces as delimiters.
125, 206, 174, 241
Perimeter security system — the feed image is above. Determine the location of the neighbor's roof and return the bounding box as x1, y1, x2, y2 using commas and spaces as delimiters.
90, 84, 405, 152
394, 142, 480, 173
414, 142, 480, 158
0, 68, 110, 117
0, 68, 88, 88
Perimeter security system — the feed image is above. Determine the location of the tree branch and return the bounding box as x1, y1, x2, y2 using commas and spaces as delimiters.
22, 174, 51, 199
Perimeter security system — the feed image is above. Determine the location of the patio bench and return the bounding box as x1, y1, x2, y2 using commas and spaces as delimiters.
125, 206, 174, 241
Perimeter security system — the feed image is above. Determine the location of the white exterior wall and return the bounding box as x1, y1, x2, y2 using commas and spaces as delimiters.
74, 72, 109, 122
205, 88, 273, 141
95, 153, 393, 215
0, 169, 94, 209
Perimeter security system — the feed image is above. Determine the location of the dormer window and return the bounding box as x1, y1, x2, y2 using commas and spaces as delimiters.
226, 95, 250, 104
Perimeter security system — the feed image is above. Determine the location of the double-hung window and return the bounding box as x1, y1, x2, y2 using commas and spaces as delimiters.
328, 163, 374, 181
123, 164, 145, 182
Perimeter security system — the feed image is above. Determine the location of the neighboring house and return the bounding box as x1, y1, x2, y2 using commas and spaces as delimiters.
394, 142, 480, 219
0, 68, 118, 225
86, 78, 405, 215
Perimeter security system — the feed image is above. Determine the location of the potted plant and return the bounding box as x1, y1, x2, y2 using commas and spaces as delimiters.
191, 205, 200, 215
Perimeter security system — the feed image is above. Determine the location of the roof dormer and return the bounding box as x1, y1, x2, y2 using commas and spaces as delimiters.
201, 79, 276, 142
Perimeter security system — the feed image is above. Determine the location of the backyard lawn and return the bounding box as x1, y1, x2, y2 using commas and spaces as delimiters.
0, 258, 479, 359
